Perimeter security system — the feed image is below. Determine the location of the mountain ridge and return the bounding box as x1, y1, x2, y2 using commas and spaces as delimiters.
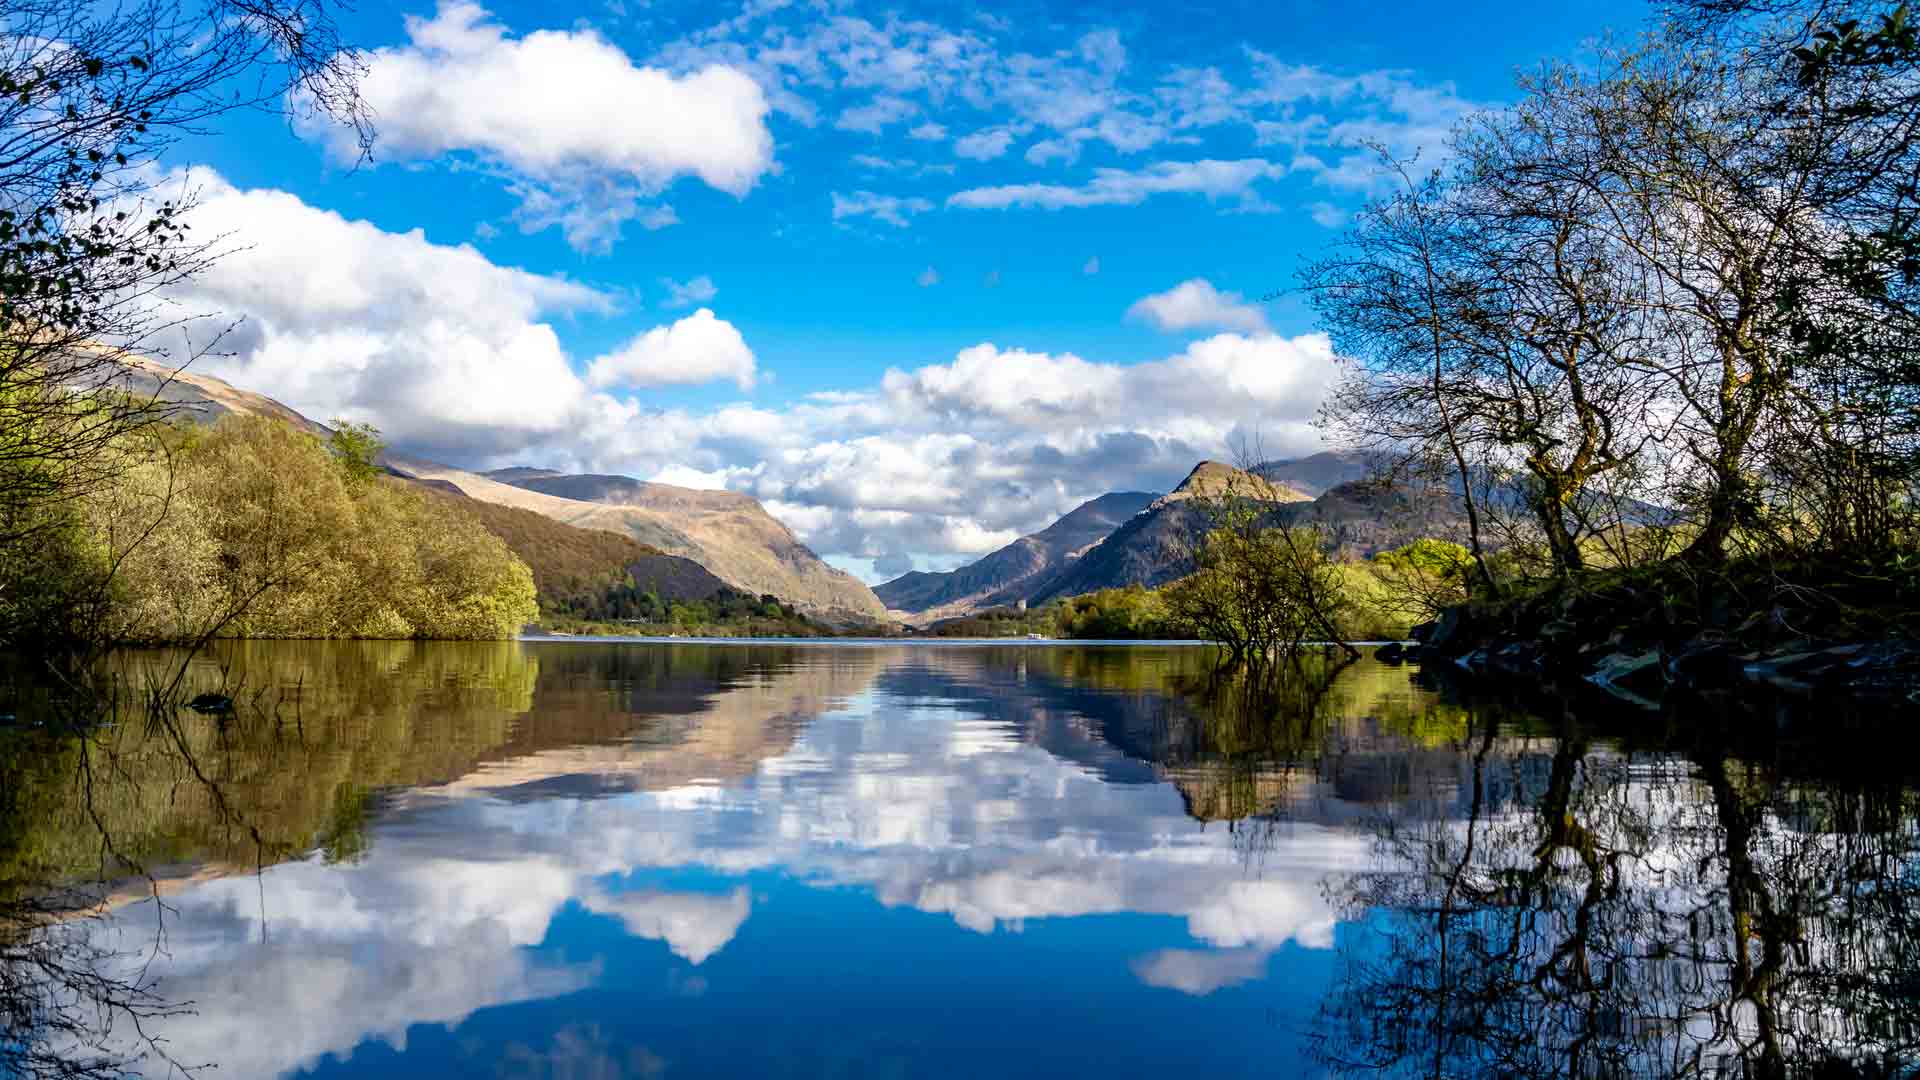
875, 491, 1157, 621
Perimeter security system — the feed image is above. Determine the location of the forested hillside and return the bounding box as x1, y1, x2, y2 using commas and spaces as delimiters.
1, 416, 540, 646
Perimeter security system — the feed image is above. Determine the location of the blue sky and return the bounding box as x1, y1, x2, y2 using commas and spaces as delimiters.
168, 0, 1652, 580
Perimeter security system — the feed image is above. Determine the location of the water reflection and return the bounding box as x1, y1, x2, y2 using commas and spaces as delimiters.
1, 642, 1915, 1078
1312, 699, 1920, 1079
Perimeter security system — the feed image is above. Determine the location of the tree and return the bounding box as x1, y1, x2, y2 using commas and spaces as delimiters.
1313, 713, 1920, 1078
1162, 473, 1359, 668
1314, 16, 1920, 578
90, 415, 539, 643
1303, 153, 1504, 591
0, 0, 368, 556
1366, 539, 1475, 625
327, 420, 385, 487
1307, 128, 1665, 582
1674, 0, 1920, 553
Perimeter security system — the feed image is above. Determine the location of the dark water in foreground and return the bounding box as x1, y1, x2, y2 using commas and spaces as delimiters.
2, 642, 1917, 1079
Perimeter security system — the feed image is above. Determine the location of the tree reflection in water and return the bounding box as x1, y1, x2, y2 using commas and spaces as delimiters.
1305, 684, 1920, 1080
0, 642, 547, 1079
1, 644, 1916, 1078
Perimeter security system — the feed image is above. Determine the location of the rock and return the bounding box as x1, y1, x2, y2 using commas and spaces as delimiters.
1424, 607, 1464, 649
187, 693, 234, 714
1667, 637, 1746, 687
1401, 644, 1423, 662
1744, 644, 1869, 689
1539, 619, 1579, 643
1489, 641, 1545, 675
1586, 650, 1667, 701
1375, 642, 1407, 663
1453, 647, 1489, 673
1838, 640, 1920, 697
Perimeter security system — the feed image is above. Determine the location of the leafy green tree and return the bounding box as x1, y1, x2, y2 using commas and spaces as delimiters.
327, 421, 386, 487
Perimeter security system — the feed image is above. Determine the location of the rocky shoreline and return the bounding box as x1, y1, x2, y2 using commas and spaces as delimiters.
1376, 558, 1920, 708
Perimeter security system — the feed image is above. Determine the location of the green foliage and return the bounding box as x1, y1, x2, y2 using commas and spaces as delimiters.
927, 604, 1064, 638
1373, 539, 1473, 580
0, 501, 109, 648
1162, 520, 1355, 664
321, 783, 372, 865
1054, 587, 1181, 640
327, 420, 385, 487
1349, 539, 1477, 638
0, 640, 538, 894
548, 589, 821, 637
76, 415, 538, 643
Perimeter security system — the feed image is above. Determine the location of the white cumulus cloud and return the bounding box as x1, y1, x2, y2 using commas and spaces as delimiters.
1131, 948, 1273, 995
160, 169, 609, 460
316, 2, 773, 251
831, 190, 934, 227
953, 126, 1018, 160
587, 309, 758, 391
583, 887, 752, 964
1127, 278, 1269, 334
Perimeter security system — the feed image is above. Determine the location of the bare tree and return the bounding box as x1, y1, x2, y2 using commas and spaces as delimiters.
1675, 0, 1920, 553
1304, 152, 1505, 592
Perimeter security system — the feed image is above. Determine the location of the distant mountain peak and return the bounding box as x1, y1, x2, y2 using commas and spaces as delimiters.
483, 466, 565, 483
1251, 450, 1373, 498
1160, 461, 1310, 505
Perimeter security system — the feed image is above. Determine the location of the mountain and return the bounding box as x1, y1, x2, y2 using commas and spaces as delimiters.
1287, 476, 1478, 556
438, 465, 888, 622
875, 492, 1157, 621
1156, 460, 1312, 505
1030, 462, 1311, 602
1032, 461, 1472, 603
408, 487, 731, 607
121, 360, 889, 623
122, 357, 329, 436
1252, 450, 1373, 498
878, 466, 1324, 622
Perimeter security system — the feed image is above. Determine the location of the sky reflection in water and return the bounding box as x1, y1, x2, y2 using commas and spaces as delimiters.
24, 642, 1920, 1079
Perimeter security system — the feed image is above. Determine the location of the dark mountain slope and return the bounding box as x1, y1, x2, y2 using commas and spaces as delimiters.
1252, 451, 1373, 497
1033, 464, 1477, 603
875, 492, 1156, 618
1031, 463, 1303, 602
410, 484, 731, 615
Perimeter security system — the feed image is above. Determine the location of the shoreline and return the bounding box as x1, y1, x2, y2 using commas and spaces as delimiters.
516, 634, 1226, 647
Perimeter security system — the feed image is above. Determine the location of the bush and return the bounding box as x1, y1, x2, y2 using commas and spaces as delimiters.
1055, 587, 1179, 639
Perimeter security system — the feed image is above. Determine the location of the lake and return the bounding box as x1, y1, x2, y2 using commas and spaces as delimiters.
2, 641, 1916, 1078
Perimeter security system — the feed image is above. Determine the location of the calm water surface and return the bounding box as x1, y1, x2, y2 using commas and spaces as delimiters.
3, 641, 1916, 1078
